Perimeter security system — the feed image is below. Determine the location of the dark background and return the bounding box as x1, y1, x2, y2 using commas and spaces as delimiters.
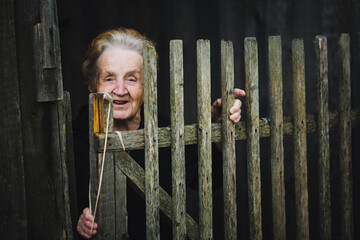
58, 0, 360, 239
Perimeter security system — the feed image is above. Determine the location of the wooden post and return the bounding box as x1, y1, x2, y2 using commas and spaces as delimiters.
268, 36, 286, 240
197, 39, 213, 240
89, 93, 115, 240
315, 35, 331, 240
170, 40, 187, 240
0, 0, 28, 237
338, 33, 353, 240
115, 153, 128, 239
143, 42, 160, 240
244, 37, 262, 240
292, 38, 309, 240
221, 40, 237, 240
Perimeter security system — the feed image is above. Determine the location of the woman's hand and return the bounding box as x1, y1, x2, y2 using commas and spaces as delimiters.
211, 88, 246, 123
77, 208, 98, 239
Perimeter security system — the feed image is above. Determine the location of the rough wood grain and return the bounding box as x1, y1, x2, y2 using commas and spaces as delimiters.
338, 33, 353, 240
0, 0, 28, 237
57, 91, 75, 239
170, 40, 186, 240
143, 42, 160, 240
244, 37, 262, 240
97, 153, 116, 239
115, 152, 199, 240
95, 110, 360, 152
89, 94, 99, 239
115, 153, 128, 239
292, 38, 309, 240
221, 40, 237, 240
33, 0, 63, 102
268, 36, 286, 240
197, 39, 213, 240
315, 35, 332, 240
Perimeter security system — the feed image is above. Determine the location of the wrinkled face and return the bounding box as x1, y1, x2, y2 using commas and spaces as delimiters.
96, 47, 144, 121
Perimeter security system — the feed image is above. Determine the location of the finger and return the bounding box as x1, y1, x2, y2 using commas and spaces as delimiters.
229, 111, 241, 123
233, 88, 246, 98
212, 98, 222, 108
77, 219, 91, 239
229, 99, 241, 114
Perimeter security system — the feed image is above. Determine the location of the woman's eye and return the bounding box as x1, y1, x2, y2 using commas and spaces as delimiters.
105, 78, 113, 82
127, 78, 136, 82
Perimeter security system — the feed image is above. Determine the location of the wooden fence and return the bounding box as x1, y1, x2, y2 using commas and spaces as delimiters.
89, 34, 359, 239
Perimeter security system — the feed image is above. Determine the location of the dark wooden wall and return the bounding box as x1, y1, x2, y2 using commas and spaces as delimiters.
0, 0, 359, 239
0, 0, 77, 239
58, 0, 360, 239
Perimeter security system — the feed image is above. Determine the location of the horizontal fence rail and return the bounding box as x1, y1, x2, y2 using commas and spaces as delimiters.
90, 33, 359, 240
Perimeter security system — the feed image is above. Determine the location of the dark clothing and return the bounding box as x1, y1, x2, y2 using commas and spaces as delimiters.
73, 105, 222, 239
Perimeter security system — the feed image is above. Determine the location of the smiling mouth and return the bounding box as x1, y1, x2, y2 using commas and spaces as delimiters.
114, 100, 129, 105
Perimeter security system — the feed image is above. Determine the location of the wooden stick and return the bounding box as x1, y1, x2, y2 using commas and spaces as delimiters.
244, 37, 262, 240
269, 35, 286, 240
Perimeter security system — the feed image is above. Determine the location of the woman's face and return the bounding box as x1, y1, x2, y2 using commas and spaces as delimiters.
96, 47, 144, 121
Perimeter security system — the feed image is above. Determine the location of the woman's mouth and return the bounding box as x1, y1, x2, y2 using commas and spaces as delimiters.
113, 100, 129, 106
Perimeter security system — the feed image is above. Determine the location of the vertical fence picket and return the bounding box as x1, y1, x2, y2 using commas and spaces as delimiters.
197, 39, 213, 240
338, 33, 353, 240
97, 152, 116, 239
292, 39, 309, 240
315, 35, 331, 240
143, 42, 160, 240
268, 36, 286, 240
244, 37, 262, 240
89, 93, 114, 240
170, 40, 186, 240
221, 40, 237, 240
115, 152, 128, 239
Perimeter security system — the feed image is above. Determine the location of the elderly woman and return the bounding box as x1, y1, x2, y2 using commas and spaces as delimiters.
74, 28, 245, 239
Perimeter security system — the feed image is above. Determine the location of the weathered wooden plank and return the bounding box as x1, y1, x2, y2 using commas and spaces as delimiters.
315, 35, 332, 240
90, 93, 116, 240
244, 37, 262, 240
0, 0, 28, 237
143, 42, 160, 240
115, 154, 128, 239
57, 91, 75, 239
96, 110, 360, 152
197, 39, 213, 240
92, 93, 114, 134
338, 33, 353, 240
170, 40, 186, 240
115, 153, 199, 240
33, 0, 63, 102
14, 0, 68, 238
89, 94, 98, 231
268, 36, 286, 240
221, 40, 237, 240
292, 38, 309, 240
97, 153, 116, 239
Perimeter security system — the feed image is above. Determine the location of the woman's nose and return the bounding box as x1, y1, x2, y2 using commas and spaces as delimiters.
112, 81, 128, 95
